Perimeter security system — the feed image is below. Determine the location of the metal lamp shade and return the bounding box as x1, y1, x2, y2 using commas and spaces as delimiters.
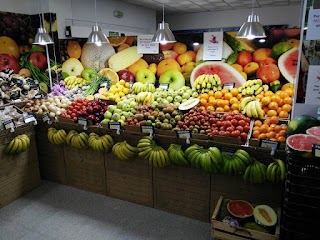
152, 22, 176, 43
237, 15, 266, 39
33, 27, 54, 45
87, 25, 109, 44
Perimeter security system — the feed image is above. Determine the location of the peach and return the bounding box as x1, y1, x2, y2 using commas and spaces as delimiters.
157, 59, 181, 77
173, 42, 187, 54
243, 62, 259, 75
162, 50, 178, 60
186, 50, 196, 61
128, 58, 148, 76
177, 52, 193, 65
231, 63, 243, 73
253, 48, 272, 63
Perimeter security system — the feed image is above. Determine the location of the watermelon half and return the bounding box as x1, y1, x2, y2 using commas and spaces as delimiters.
227, 200, 253, 218
190, 61, 246, 88
306, 126, 320, 138
278, 47, 299, 84
287, 115, 319, 136
286, 134, 320, 158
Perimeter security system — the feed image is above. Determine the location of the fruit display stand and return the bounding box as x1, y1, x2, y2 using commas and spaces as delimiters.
0, 123, 41, 207
211, 196, 280, 240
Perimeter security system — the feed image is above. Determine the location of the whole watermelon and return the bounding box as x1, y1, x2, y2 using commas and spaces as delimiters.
287, 115, 320, 136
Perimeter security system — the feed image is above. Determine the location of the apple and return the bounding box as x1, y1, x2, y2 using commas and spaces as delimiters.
122, 112, 130, 119
29, 51, 47, 70
135, 69, 156, 84
167, 96, 173, 103
81, 68, 96, 82
192, 92, 199, 98
174, 95, 182, 103
62, 57, 84, 76
114, 109, 122, 114
0, 54, 20, 73
108, 105, 117, 113
112, 113, 121, 121
182, 92, 190, 99
129, 101, 138, 109
160, 42, 175, 51
100, 119, 110, 125
118, 69, 135, 82
104, 111, 112, 119
159, 69, 185, 91
173, 102, 180, 108
162, 50, 178, 60
120, 116, 126, 121
122, 103, 130, 112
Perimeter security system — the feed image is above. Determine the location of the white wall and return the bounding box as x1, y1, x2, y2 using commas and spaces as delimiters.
0, 0, 49, 14
166, 5, 302, 31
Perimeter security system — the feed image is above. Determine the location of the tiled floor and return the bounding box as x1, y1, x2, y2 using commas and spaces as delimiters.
0, 181, 212, 240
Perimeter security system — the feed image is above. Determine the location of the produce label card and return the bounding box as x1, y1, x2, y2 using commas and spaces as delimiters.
223, 82, 235, 90
141, 125, 154, 135
306, 7, 320, 40
158, 83, 169, 90
3, 119, 15, 130
312, 144, 320, 158
260, 139, 279, 150
203, 31, 223, 60
23, 113, 36, 124
305, 65, 320, 104
137, 35, 159, 54
77, 117, 87, 126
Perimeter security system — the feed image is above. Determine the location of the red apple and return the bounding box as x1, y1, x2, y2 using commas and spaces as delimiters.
159, 42, 174, 51
118, 69, 135, 82
236, 51, 253, 67
162, 50, 178, 60
0, 54, 20, 73
29, 51, 47, 70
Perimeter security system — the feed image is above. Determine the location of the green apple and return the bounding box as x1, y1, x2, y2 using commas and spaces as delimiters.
120, 116, 126, 121
104, 111, 113, 119
114, 108, 122, 114
108, 105, 117, 113
173, 102, 180, 108
100, 119, 110, 125
122, 112, 130, 119
192, 91, 199, 98
166, 96, 173, 103
159, 69, 185, 90
122, 103, 130, 112
157, 97, 164, 103
129, 101, 138, 109
135, 69, 156, 83
182, 99, 187, 103
112, 113, 121, 121
118, 119, 125, 126
117, 101, 124, 109
182, 92, 190, 99
160, 91, 168, 98
151, 101, 159, 109
174, 95, 182, 103
162, 99, 169, 105
81, 68, 96, 82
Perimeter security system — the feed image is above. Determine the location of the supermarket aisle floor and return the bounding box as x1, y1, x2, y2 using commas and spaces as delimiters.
0, 181, 212, 240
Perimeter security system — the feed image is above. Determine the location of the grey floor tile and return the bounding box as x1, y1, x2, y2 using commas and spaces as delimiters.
0, 218, 33, 240
19, 231, 57, 240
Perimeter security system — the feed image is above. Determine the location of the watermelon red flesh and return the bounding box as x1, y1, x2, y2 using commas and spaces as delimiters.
286, 134, 320, 152
306, 126, 320, 137
190, 62, 245, 88
278, 47, 299, 84
227, 200, 253, 218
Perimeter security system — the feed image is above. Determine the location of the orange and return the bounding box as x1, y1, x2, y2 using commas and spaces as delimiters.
277, 107, 283, 115
254, 120, 263, 127
281, 83, 294, 91
278, 111, 289, 118
157, 59, 181, 77
281, 125, 287, 131
214, 91, 222, 99
231, 103, 239, 110
232, 109, 239, 114
283, 97, 293, 105
276, 90, 289, 99
258, 133, 267, 140
282, 104, 292, 113
67, 40, 82, 59
206, 105, 215, 111
237, 93, 243, 100
261, 96, 271, 106
202, 93, 209, 100
253, 48, 272, 63
124, 36, 136, 46
128, 58, 149, 76
255, 94, 263, 100
0, 36, 20, 59
99, 68, 119, 84
284, 88, 294, 97
264, 91, 274, 97
173, 42, 187, 54
230, 97, 238, 104
278, 99, 284, 107
224, 92, 233, 100
224, 105, 231, 112
264, 119, 271, 125
267, 109, 277, 117
260, 124, 269, 133
268, 101, 279, 110
217, 99, 225, 107
231, 64, 243, 73
200, 98, 207, 106
269, 116, 279, 125
277, 136, 286, 143
274, 125, 282, 133
271, 95, 281, 104
230, 88, 239, 96
208, 98, 217, 106
253, 130, 260, 138
216, 107, 224, 112
279, 130, 287, 137
208, 90, 214, 96
266, 131, 276, 139
108, 36, 127, 47
186, 50, 196, 61
221, 89, 229, 95
177, 52, 193, 65
253, 126, 260, 131
267, 126, 275, 133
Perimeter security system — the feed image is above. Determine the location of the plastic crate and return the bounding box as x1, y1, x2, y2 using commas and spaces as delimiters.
281, 198, 320, 219
285, 178, 320, 197
280, 210, 319, 234
286, 150, 320, 177
284, 188, 320, 208
286, 171, 320, 188
280, 226, 318, 240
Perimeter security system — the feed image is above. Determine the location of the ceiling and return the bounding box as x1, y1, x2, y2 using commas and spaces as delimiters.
122, 0, 303, 14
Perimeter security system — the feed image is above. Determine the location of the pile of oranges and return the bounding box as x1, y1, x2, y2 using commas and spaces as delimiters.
199, 88, 243, 113
252, 116, 287, 142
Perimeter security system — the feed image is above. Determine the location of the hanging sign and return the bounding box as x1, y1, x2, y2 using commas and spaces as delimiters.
137, 35, 159, 54
203, 31, 223, 60
306, 7, 320, 40
305, 65, 320, 104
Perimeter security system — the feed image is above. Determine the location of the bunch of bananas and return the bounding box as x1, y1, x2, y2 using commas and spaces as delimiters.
66, 130, 89, 148
184, 144, 223, 173
137, 136, 170, 168
64, 76, 89, 89
47, 128, 67, 145
222, 149, 253, 175
168, 144, 189, 166
266, 159, 286, 183
88, 132, 114, 152
5, 134, 31, 155
243, 160, 267, 184
194, 74, 222, 93
131, 82, 156, 94
239, 96, 264, 119
238, 79, 269, 96
136, 92, 155, 105
112, 141, 139, 160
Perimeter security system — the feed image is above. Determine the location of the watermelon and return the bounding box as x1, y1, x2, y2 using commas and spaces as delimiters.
227, 200, 253, 218
278, 47, 299, 83
306, 126, 320, 138
287, 115, 319, 136
190, 61, 245, 88
286, 134, 320, 158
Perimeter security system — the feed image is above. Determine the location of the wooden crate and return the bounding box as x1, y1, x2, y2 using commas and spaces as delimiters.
153, 165, 211, 222
105, 153, 153, 207
64, 146, 106, 195
35, 122, 67, 184
211, 196, 280, 240
0, 130, 41, 208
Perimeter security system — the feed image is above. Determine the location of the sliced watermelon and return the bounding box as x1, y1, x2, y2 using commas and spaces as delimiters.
190, 61, 245, 88
227, 200, 253, 218
306, 126, 320, 138
278, 47, 299, 84
286, 134, 320, 158
287, 115, 319, 136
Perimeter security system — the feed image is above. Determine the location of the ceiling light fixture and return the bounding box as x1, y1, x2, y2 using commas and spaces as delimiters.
152, 2, 176, 43
236, 0, 266, 39
33, 0, 54, 45
87, 0, 109, 45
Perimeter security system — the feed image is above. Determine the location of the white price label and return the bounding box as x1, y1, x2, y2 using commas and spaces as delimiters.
141, 125, 154, 136
77, 117, 88, 126
42, 113, 50, 122
158, 83, 169, 90
312, 144, 320, 158
109, 122, 120, 130
3, 119, 15, 130
23, 113, 36, 124
222, 83, 235, 90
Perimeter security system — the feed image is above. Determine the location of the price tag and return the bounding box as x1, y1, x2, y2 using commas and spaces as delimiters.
3, 119, 15, 130
260, 139, 279, 155
109, 122, 121, 135
34, 93, 42, 99
158, 83, 169, 90
312, 144, 320, 158
23, 113, 36, 124
141, 125, 154, 137
77, 117, 87, 126
42, 113, 50, 122
222, 82, 235, 90
176, 130, 192, 144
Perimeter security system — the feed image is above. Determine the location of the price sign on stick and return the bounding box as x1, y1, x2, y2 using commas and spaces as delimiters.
176, 130, 192, 144
109, 122, 121, 135
141, 125, 154, 137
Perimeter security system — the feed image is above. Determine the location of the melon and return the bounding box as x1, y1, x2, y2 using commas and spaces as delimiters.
306, 126, 320, 138
253, 205, 277, 227
190, 61, 245, 88
286, 134, 320, 158
287, 115, 319, 136
80, 43, 116, 72
278, 47, 299, 84
178, 98, 199, 111
227, 200, 253, 218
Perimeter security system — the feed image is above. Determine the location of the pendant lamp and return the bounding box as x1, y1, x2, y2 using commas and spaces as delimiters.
236, 0, 266, 39
87, 0, 109, 44
152, 2, 176, 43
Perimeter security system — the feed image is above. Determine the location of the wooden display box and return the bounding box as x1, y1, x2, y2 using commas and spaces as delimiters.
64, 146, 106, 195
211, 196, 280, 240
105, 153, 153, 207
153, 165, 211, 222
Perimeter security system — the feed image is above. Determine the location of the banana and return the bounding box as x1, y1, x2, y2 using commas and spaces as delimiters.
208, 147, 223, 166
102, 134, 114, 146
184, 144, 201, 158
250, 100, 259, 118
276, 159, 286, 182
138, 147, 153, 158
244, 102, 252, 117
243, 165, 251, 183
200, 153, 212, 173
17, 136, 28, 152
5, 138, 16, 154
255, 86, 263, 95
255, 100, 264, 119
239, 96, 255, 111
14, 138, 23, 154
266, 161, 278, 182
188, 149, 201, 167
270, 163, 278, 183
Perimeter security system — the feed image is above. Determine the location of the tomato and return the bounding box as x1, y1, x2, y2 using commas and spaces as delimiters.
72, 117, 78, 123
217, 121, 223, 127
66, 110, 72, 115
219, 130, 226, 136
243, 125, 251, 133
220, 126, 226, 131
235, 114, 241, 121
68, 105, 74, 111
60, 113, 66, 118
224, 131, 231, 137
244, 117, 251, 123
74, 105, 81, 111
223, 121, 232, 128
231, 130, 241, 138
256, 63, 280, 83
71, 113, 77, 118
65, 114, 71, 119
238, 120, 246, 127
231, 119, 238, 126
240, 132, 248, 140
236, 126, 244, 132
225, 115, 233, 121
226, 126, 235, 132
212, 129, 219, 135
72, 109, 78, 114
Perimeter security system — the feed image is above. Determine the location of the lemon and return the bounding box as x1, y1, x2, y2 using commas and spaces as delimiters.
123, 88, 129, 94
119, 92, 125, 97
115, 97, 121, 103
125, 82, 130, 88
119, 79, 126, 86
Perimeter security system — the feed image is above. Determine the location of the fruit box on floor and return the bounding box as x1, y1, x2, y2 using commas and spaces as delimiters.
211, 196, 280, 240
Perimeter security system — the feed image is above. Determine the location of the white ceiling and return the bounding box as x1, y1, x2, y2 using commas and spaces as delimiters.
122, 0, 303, 14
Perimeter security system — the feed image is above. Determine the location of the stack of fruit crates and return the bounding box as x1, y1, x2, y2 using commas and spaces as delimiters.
280, 150, 320, 240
